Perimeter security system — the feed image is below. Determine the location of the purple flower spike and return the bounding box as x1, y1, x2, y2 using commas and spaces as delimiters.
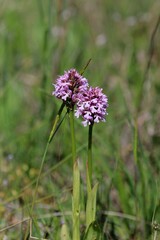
52, 69, 88, 106
75, 87, 108, 127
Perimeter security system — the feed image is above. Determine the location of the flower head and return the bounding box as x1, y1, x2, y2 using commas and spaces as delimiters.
75, 87, 108, 127
52, 69, 88, 107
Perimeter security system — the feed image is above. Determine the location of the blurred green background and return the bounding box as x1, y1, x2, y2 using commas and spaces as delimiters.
0, 0, 160, 239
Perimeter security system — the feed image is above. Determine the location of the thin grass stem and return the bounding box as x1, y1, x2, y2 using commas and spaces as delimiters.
31, 103, 65, 213
80, 58, 92, 75
48, 102, 65, 143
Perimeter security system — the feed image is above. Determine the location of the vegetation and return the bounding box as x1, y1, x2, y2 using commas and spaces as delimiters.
0, 0, 160, 239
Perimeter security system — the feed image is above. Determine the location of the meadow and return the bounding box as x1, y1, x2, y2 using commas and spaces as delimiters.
0, 0, 160, 239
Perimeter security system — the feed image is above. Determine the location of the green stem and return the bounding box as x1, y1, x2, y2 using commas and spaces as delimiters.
69, 109, 76, 164
87, 123, 93, 191
86, 123, 99, 229
72, 161, 80, 240
69, 109, 80, 240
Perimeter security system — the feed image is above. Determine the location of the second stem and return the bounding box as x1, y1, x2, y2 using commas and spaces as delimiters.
87, 123, 93, 191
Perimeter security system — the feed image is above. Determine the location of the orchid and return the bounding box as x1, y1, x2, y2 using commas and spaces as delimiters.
52, 69, 88, 108
75, 87, 108, 126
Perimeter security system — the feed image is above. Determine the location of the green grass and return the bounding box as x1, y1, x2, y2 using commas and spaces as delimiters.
0, 0, 160, 239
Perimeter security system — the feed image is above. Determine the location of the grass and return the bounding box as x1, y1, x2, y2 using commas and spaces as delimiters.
0, 0, 160, 239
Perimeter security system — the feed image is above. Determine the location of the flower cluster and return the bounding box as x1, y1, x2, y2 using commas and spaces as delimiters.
52, 69, 88, 105
53, 68, 108, 126
75, 87, 108, 127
